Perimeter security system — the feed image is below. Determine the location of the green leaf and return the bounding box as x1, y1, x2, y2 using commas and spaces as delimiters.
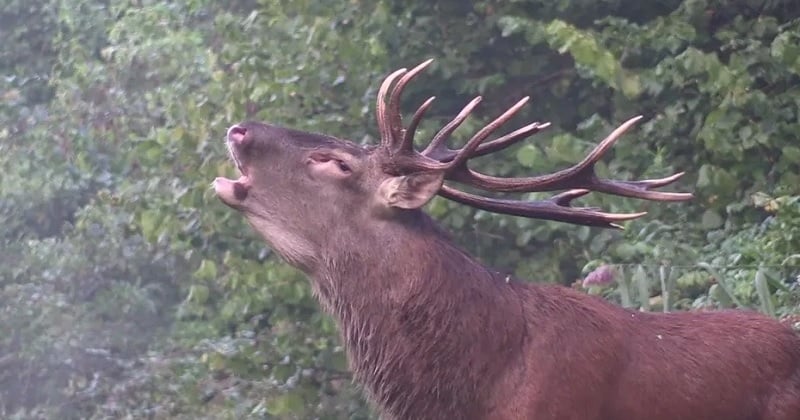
138, 210, 162, 243
708, 284, 734, 308
701, 209, 724, 230
193, 259, 218, 281
267, 392, 306, 416
782, 146, 800, 163
619, 72, 642, 99
516, 144, 542, 168
188, 284, 210, 304
754, 267, 775, 317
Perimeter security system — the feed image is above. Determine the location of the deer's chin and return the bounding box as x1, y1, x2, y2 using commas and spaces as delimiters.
214, 176, 251, 205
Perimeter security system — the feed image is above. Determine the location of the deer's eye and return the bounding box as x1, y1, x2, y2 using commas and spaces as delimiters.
307, 153, 353, 178
337, 160, 351, 173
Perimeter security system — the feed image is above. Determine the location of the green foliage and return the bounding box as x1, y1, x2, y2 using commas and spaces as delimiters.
2, 0, 799, 418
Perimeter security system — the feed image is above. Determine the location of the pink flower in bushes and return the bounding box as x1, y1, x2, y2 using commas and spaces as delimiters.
582, 265, 617, 288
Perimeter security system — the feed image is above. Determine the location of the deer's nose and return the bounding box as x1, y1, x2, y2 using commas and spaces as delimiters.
227, 125, 250, 147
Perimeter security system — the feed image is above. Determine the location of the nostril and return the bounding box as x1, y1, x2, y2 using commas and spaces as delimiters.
227, 125, 248, 145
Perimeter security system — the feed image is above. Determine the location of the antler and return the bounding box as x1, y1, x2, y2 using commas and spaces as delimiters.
375, 60, 692, 228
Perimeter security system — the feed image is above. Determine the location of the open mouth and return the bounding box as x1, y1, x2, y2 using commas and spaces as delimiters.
226, 140, 248, 177
214, 125, 252, 202
226, 125, 250, 176
225, 152, 250, 201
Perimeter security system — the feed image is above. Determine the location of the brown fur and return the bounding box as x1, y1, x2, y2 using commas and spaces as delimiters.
213, 122, 800, 420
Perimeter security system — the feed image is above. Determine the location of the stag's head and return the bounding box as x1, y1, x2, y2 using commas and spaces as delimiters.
214, 59, 691, 271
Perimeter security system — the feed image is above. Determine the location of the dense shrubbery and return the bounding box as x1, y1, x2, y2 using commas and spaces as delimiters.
2, 0, 798, 417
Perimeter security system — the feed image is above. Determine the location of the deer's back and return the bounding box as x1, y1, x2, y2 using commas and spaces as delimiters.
487, 284, 800, 420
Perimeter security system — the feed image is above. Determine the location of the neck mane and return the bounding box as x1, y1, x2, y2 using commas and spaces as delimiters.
310, 210, 527, 418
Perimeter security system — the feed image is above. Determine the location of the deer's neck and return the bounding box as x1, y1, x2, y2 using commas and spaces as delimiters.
312, 212, 526, 418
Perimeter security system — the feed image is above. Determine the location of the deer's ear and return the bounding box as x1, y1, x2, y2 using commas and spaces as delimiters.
377, 172, 444, 209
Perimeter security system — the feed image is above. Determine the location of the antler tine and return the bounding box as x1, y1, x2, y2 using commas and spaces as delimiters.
438, 185, 648, 229
445, 115, 642, 191
386, 59, 435, 150
445, 96, 530, 170
401, 96, 436, 151
472, 121, 550, 159
636, 171, 686, 188
421, 96, 483, 160
377, 60, 541, 171
589, 172, 692, 201
425, 121, 550, 164
575, 115, 643, 172
377, 68, 408, 148
444, 115, 693, 201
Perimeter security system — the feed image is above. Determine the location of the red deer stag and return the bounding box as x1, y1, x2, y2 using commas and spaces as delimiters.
213, 59, 800, 420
